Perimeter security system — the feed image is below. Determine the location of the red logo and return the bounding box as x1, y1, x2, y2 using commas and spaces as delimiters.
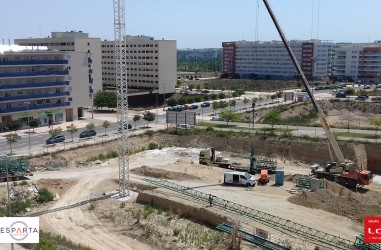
364, 216, 381, 243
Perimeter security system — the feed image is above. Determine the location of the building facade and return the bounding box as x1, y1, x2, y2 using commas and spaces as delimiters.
222, 40, 333, 81
333, 42, 381, 83
101, 35, 176, 95
0, 50, 93, 125
15, 31, 102, 95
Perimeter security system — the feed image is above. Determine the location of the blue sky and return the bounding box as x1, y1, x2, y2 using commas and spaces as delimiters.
1, 0, 380, 48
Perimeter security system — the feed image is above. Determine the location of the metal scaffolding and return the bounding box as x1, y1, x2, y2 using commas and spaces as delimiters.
113, 0, 129, 197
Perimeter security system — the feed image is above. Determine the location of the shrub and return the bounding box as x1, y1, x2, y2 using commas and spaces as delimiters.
148, 142, 159, 150
205, 126, 214, 132
20, 180, 28, 186
11, 200, 31, 214
144, 130, 155, 137
37, 188, 54, 203
173, 228, 182, 236
88, 203, 96, 211
35, 234, 57, 250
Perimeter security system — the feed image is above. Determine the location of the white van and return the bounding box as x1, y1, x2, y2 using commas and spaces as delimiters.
224, 171, 257, 187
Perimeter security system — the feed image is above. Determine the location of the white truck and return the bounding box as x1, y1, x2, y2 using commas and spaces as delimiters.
223, 171, 257, 187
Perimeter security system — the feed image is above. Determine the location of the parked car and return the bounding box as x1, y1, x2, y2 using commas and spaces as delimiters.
189, 105, 199, 110
355, 95, 368, 101
79, 130, 97, 138
335, 93, 347, 98
118, 123, 132, 132
201, 102, 210, 108
202, 90, 210, 94
46, 135, 65, 144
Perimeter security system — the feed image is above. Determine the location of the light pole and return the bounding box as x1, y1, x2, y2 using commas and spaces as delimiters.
252, 102, 256, 129
24, 102, 31, 154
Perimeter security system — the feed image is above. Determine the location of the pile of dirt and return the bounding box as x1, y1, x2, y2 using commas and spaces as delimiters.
288, 181, 381, 221
131, 165, 201, 181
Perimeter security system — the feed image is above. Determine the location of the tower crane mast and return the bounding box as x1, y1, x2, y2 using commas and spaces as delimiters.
113, 0, 129, 197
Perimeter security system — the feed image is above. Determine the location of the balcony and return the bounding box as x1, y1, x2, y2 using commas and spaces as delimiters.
89, 78, 94, 84
88, 69, 93, 74
0, 70, 69, 78
0, 81, 69, 90
88, 58, 93, 64
0, 102, 70, 114
0, 59, 68, 66
0, 91, 70, 102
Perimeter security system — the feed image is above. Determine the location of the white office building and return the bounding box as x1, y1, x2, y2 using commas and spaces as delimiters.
222, 39, 333, 81
15, 31, 102, 101
0, 49, 93, 125
333, 42, 381, 82
101, 35, 176, 95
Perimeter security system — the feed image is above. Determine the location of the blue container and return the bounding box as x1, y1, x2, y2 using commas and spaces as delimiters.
275, 169, 284, 186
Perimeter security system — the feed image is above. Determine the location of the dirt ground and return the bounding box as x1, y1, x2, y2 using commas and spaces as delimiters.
11, 146, 379, 249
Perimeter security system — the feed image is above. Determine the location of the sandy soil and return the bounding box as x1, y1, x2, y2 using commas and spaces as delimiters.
21, 147, 380, 249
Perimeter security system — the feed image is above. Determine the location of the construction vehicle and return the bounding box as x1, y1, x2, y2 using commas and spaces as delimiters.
224, 171, 256, 187
199, 148, 231, 168
259, 170, 270, 185
0, 155, 32, 181
249, 143, 277, 174
262, 0, 373, 188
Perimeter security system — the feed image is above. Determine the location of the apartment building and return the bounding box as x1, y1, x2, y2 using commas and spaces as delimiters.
222, 40, 333, 81
0, 49, 93, 125
333, 42, 381, 82
102, 35, 176, 95
15, 31, 102, 95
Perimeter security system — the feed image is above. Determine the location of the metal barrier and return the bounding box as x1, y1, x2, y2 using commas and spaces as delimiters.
144, 177, 355, 250
354, 235, 381, 250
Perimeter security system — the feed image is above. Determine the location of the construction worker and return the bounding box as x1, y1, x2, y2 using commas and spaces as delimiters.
208, 194, 213, 207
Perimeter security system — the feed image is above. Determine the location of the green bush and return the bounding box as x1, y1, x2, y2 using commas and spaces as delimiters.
148, 142, 159, 150
37, 188, 54, 203
35, 234, 57, 250
20, 180, 28, 186
173, 228, 182, 236
11, 200, 31, 215
205, 126, 214, 132
144, 130, 155, 137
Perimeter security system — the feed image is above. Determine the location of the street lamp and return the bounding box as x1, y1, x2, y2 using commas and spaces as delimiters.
24, 102, 31, 154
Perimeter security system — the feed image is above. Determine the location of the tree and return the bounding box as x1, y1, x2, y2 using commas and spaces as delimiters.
212, 102, 220, 114
369, 117, 381, 136
344, 88, 355, 95
86, 123, 95, 131
243, 97, 249, 108
188, 84, 195, 91
203, 95, 210, 101
263, 111, 282, 129
102, 120, 110, 136
196, 84, 201, 90
5, 133, 21, 154
356, 89, 368, 96
235, 89, 245, 99
29, 119, 41, 133
229, 100, 237, 110
93, 91, 117, 110
219, 101, 228, 111
143, 111, 155, 127
194, 96, 202, 102
133, 114, 141, 129
218, 92, 226, 99
220, 110, 241, 125
177, 97, 186, 105
66, 124, 78, 142
7, 120, 22, 132
210, 93, 218, 100
167, 98, 177, 107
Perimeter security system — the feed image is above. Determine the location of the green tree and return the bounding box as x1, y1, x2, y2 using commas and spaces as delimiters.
86, 122, 95, 131
232, 92, 239, 98
5, 133, 21, 154
143, 111, 155, 127
220, 110, 241, 125
102, 120, 111, 136
29, 119, 41, 133
194, 96, 202, 102
203, 95, 210, 101
210, 93, 218, 100
133, 114, 141, 129
243, 97, 249, 108
187, 97, 194, 104
219, 101, 228, 111
66, 124, 78, 142
263, 111, 282, 129
7, 120, 22, 132
167, 98, 177, 107
196, 84, 201, 90
229, 100, 237, 110
212, 102, 220, 114
218, 92, 226, 99
188, 84, 195, 91
356, 89, 368, 96
369, 117, 381, 136
344, 88, 355, 95
177, 97, 186, 105
93, 91, 117, 109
